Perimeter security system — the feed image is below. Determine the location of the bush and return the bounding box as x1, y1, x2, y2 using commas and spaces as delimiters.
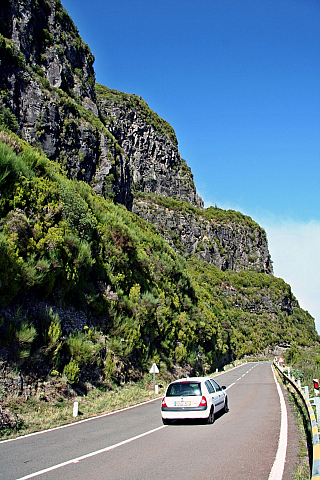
63, 360, 80, 385
66, 332, 94, 365
0, 106, 19, 132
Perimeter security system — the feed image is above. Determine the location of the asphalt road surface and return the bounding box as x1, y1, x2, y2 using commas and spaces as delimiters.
0, 362, 300, 480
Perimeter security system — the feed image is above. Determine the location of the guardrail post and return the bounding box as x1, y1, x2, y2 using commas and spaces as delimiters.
310, 397, 320, 426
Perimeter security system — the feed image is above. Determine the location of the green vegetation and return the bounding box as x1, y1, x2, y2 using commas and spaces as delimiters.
187, 258, 317, 358
134, 192, 264, 232
284, 343, 320, 392
0, 34, 26, 70
0, 129, 317, 397
0, 130, 220, 384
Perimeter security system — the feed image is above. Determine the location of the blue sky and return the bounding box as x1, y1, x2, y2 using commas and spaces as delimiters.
61, 0, 320, 331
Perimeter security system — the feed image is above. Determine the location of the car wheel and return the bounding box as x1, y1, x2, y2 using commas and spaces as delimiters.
224, 397, 229, 413
207, 407, 215, 424
162, 418, 171, 425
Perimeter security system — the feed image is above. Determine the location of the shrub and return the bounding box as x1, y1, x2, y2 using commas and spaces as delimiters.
58, 181, 96, 240
47, 317, 62, 346
63, 359, 80, 385
0, 106, 19, 132
66, 332, 93, 365
104, 352, 116, 380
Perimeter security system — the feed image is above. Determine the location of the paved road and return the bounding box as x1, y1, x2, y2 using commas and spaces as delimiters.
0, 362, 297, 480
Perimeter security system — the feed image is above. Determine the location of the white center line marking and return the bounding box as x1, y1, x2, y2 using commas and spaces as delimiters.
226, 382, 235, 390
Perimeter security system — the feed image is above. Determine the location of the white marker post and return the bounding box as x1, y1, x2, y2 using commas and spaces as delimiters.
149, 363, 159, 391
73, 401, 79, 417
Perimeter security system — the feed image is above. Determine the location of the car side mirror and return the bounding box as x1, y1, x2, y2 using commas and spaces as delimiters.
222, 386, 226, 390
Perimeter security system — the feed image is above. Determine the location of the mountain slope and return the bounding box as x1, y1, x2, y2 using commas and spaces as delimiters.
0, 0, 318, 415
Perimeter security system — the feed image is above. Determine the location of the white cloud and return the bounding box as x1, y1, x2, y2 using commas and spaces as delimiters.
262, 220, 320, 333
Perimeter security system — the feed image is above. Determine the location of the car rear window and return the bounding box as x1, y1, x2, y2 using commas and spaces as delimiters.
166, 382, 202, 397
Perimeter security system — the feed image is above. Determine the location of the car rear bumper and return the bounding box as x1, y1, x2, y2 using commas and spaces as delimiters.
161, 405, 209, 420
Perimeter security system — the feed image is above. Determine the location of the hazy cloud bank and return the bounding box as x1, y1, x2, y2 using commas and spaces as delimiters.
203, 195, 320, 333
263, 220, 320, 333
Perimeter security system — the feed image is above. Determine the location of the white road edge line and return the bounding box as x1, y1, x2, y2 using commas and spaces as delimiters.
14, 425, 166, 480
268, 364, 288, 480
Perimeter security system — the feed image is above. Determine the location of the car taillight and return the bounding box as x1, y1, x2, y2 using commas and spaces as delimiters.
199, 396, 207, 407
162, 397, 168, 408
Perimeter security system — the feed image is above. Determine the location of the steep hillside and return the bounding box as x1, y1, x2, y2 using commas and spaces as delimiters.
0, 0, 318, 425
0, 131, 317, 387
95, 84, 203, 209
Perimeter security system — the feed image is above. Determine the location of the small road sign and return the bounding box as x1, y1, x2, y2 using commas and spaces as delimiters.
149, 363, 159, 374
149, 363, 159, 388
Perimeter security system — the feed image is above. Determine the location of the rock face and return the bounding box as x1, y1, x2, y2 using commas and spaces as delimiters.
0, 0, 202, 210
0, 0, 272, 274
133, 198, 273, 274
96, 86, 204, 209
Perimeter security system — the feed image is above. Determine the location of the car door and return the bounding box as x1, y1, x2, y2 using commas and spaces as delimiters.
205, 379, 220, 410
210, 379, 225, 412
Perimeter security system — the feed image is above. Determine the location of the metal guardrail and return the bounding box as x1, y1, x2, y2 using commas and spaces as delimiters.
274, 362, 320, 480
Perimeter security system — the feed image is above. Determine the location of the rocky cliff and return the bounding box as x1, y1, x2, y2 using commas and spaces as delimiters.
0, 0, 272, 274
0, 0, 202, 209
133, 195, 273, 274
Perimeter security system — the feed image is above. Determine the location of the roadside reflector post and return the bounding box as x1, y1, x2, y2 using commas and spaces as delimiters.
149, 363, 159, 390
303, 385, 309, 400
155, 385, 159, 394
287, 367, 290, 378
278, 357, 285, 371
297, 379, 301, 388
313, 378, 319, 396
73, 401, 79, 417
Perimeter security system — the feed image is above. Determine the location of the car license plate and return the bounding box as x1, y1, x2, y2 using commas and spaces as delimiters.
175, 400, 191, 407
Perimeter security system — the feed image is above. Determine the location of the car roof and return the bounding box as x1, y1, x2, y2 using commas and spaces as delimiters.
170, 376, 213, 383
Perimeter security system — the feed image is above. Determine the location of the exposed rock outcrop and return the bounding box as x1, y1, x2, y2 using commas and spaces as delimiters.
133, 197, 273, 274
0, 0, 202, 210
96, 86, 204, 209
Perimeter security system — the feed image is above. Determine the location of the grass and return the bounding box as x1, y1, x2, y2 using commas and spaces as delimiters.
1, 378, 165, 441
